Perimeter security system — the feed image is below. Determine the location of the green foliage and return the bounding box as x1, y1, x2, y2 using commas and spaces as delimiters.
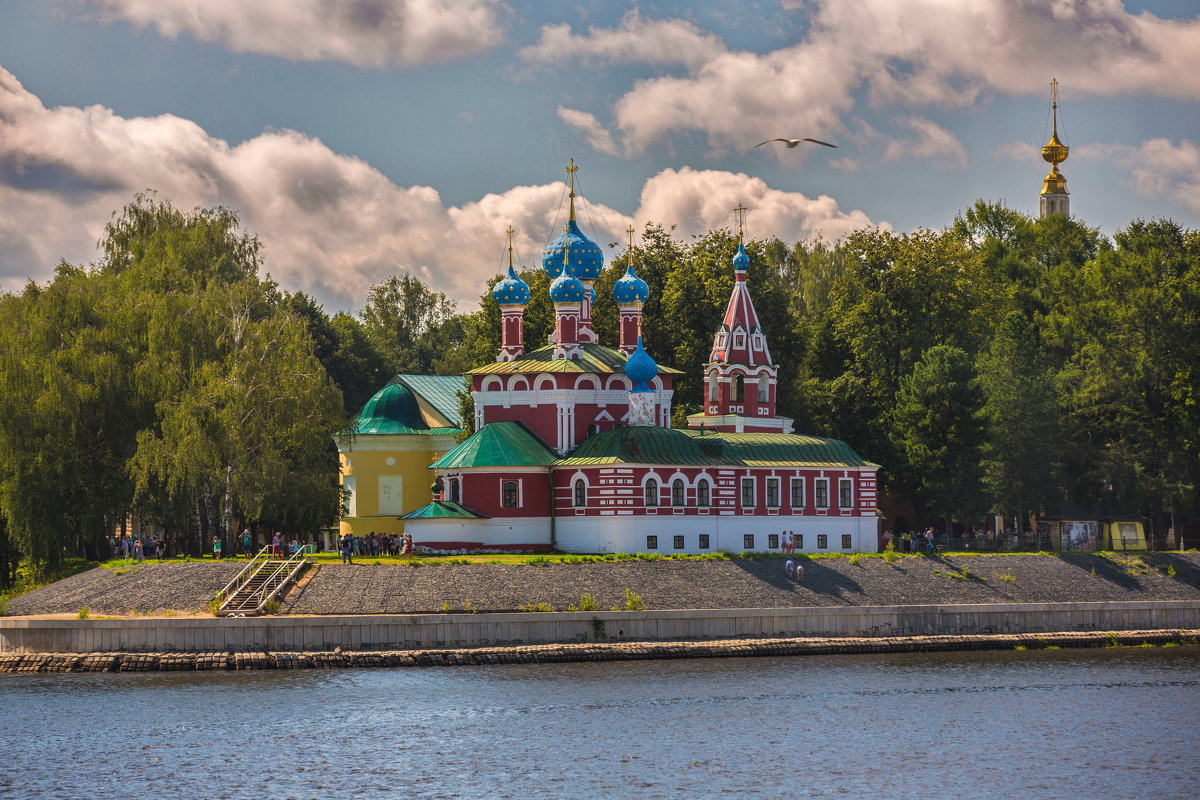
76, 606, 90, 619
567, 593, 599, 612
882, 542, 899, 563
622, 587, 646, 611
893, 345, 987, 532
979, 312, 1061, 526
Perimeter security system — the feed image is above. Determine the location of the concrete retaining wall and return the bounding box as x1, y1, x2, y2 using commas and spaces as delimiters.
3, 600, 1198, 653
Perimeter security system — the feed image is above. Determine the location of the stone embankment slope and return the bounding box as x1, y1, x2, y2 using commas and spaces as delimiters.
5, 562, 242, 616
7, 553, 1200, 617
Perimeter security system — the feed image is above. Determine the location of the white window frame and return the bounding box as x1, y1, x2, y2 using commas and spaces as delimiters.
501, 479, 521, 509
790, 477, 805, 509
839, 478, 854, 509
573, 478, 587, 508
815, 478, 829, 509
740, 477, 755, 507
766, 477, 780, 508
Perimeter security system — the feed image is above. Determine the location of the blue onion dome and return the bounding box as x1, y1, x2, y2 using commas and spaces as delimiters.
542, 220, 604, 280
549, 271, 587, 304
491, 265, 530, 306
612, 263, 650, 305
624, 336, 658, 392
732, 243, 750, 272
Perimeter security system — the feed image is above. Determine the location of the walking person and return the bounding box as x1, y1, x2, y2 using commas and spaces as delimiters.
212, 536, 222, 560
340, 534, 354, 565
240, 528, 252, 558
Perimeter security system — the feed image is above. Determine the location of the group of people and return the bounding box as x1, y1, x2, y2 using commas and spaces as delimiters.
881, 528, 939, 554
783, 556, 805, 582
338, 532, 413, 564
109, 534, 168, 562
779, 531, 800, 553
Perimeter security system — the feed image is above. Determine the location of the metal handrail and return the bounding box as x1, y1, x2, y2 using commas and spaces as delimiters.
217, 546, 273, 601
221, 547, 310, 615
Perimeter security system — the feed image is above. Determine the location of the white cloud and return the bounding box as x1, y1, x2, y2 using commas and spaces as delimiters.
632, 167, 884, 243
0, 68, 882, 309
882, 118, 967, 168
518, 10, 727, 69
994, 141, 1039, 161
76, 0, 505, 68
588, 0, 1200, 153
1076, 138, 1200, 214
556, 107, 621, 157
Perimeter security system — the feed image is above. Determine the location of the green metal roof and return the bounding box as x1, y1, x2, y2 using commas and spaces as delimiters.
557, 425, 726, 466
555, 427, 874, 468
346, 382, 428, 435
468, 343, 682, 375
401, 500, 490, 520
677, 430, 875, 467
431, 421, 557, 469
393, 374, 466, 427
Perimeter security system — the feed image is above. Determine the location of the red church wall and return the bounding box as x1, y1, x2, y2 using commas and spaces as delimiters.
461, 471, 552, 518
552, 465, 877, 518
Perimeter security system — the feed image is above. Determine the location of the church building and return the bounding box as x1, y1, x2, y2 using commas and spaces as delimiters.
401, 163, 881, 554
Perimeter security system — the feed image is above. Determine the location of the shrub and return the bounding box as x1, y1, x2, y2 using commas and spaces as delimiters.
622, 588, 645, 611
568, 593, 599, 612
882, 543, 899, 564
76, 606, 90, 619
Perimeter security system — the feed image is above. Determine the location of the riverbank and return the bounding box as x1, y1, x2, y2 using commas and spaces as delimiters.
6, 552, 1200, 617
2, 628, 1196, 672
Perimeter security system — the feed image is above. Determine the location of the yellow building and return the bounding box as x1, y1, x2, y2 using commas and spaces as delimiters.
334, 375, 465, 541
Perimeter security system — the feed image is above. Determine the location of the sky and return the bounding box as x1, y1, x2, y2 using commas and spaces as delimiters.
1, 0, 1198, 312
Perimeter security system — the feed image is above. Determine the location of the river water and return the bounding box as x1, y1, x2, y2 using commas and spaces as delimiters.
2, 647, 1198, 799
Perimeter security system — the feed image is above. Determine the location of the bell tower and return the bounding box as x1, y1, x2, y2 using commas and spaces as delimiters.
1039, 78, 1070, 219
686, 203, 792, 434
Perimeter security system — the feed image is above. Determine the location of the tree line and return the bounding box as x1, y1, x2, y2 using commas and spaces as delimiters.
1, 195, 1196, 586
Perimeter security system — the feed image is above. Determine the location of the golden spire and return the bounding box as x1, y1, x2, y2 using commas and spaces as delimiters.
1041, 78, 1069, 169
626, 224, 635, 255
505, 225, 515, 271
733, 202, 748, 244
566, 158, 579, 223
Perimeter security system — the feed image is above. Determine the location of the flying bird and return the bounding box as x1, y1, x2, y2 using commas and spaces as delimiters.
754, 137, 837, 149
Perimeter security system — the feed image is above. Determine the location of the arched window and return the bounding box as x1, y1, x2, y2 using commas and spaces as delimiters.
708, 374, 718, 402
672, 479, 685, 506
731, 374, 744, 402
573, 479, 586, 507
449, 479, 460, 504
758, 375, 770, 403
696, 479, 710, 507
644, 479, 659, 507
502, 480, 519, 508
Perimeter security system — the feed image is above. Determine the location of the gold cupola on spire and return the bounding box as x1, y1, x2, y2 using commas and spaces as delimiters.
1039, 78, 1070, 218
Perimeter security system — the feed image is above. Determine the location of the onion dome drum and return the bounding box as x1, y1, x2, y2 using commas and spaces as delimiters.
549, 271, 587, 304
492, 265, 530, 306
732, 243, 750, 272
624, 336, 658, 392
613, 264, 650, 304
542, 220, 605, 281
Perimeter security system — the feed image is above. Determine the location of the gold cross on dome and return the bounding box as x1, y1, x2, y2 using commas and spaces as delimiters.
566, 158, 579, 222
733, 203, 748, 243
505, 225, 515, 269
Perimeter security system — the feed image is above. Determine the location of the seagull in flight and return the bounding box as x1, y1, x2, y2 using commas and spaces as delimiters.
754, 137, 837, 149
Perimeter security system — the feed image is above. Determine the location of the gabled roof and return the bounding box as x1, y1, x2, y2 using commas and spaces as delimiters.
553, 427, 874, 468
432, 421, 557, 469
401, 500, 490, 520
392, 374, 466, 428
468, 343, 682, 375
678, 430, 874, 467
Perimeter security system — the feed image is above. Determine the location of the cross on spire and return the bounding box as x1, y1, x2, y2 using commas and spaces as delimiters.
505, 225, 515, 269
733, 203, 748, 244
566, 158, 579, 222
